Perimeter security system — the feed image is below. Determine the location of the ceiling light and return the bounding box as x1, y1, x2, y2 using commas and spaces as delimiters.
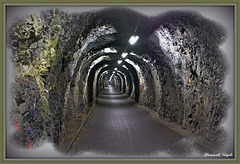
103, 48, 117, 53
129, 35, 139, 45
130, 52, 137, 56
122, 65, 128, 70
121, 52, 128, 58
109, 74, 114, 81
117, 60, 122, 64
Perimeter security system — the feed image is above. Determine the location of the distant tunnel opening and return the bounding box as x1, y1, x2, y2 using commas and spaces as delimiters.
87, 58, 140, 104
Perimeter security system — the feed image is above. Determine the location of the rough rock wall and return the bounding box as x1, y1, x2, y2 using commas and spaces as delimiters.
9, 9, 119, 147
136, 59, 156, 109
149, 11, 229, 141
10, 76, 44, 148
9, 9, 70, 147
9, 9, 94, 147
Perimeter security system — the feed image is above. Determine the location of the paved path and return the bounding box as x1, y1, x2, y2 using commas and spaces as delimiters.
68, 85, 204, 157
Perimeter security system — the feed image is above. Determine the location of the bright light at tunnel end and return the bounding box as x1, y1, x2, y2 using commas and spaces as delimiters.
129, 35, 139, 45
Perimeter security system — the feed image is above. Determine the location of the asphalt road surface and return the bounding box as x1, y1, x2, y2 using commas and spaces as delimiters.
68, 85, 205, 158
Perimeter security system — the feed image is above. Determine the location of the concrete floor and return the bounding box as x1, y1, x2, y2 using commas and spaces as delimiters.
68, 85, 207, 158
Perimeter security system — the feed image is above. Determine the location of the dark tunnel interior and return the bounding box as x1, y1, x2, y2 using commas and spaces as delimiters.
7, 6, 233, 157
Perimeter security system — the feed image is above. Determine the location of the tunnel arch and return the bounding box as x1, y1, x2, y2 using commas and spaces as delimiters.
79, 48, 159, 105
99, 66, 132, 96
86, 57, 140, 104
97, 66, 128, 96
104, 71, 122, 91
98, 70, 123, 92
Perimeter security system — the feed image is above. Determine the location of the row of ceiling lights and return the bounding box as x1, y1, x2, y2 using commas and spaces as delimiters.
109, 35, 139, 82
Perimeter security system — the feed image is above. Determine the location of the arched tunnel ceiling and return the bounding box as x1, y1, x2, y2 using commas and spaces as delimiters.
87, 57, 140, 102
7, 6, 233, 155
72, 8, 225, 92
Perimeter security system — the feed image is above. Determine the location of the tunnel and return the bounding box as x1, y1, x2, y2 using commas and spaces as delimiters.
7, 7, 232, 157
